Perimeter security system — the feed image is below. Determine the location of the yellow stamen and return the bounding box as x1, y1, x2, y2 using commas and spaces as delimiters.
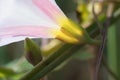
56, 16, 83, 36
51, 15, 86, 44
52, 29, 80, 44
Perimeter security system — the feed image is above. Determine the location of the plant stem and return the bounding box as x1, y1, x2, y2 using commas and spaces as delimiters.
26, 45, 82, 80
93, 4, 114, 80
20, 44, 73, 80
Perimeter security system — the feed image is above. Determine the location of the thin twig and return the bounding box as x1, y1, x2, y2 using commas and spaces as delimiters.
93, 24, 107, 80
92, 0, 104, 79
93, 0, 112, 80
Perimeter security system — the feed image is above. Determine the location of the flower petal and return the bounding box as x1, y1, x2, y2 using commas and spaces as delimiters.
0, 0, 61, 46
0, 0, 58, 28
0, 26, 59, 46
32, 0, 67, 22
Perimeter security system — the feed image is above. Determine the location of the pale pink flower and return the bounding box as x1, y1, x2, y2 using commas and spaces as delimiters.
0, 0, 84, 46
0, 0, 69, 46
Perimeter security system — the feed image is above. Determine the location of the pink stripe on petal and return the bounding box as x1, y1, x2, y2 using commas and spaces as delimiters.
0, 26, 59, 38
32, 0, 65, 22
0, 25, 59, 46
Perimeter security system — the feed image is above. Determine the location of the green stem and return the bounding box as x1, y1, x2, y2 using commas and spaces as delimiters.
20, 44, 73, 80
24, 45, 82, 80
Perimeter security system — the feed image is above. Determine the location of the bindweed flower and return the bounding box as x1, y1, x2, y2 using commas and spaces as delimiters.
0, 0, 93, 46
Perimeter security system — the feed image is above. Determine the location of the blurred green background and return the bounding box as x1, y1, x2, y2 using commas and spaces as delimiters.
0, 0, 120, 80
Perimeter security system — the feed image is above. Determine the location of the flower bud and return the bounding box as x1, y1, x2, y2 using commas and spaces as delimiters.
24, 38, 42, 66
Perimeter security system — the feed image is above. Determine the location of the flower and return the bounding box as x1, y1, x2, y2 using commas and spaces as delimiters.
0, 0, 83, 46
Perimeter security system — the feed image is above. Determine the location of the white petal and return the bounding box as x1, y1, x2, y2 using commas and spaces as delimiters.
0, 0, 62, 46
32, 0, 67, 23
0, 0, 59, 28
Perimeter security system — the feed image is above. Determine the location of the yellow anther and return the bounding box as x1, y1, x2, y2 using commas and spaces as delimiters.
53, 30, 80, 44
